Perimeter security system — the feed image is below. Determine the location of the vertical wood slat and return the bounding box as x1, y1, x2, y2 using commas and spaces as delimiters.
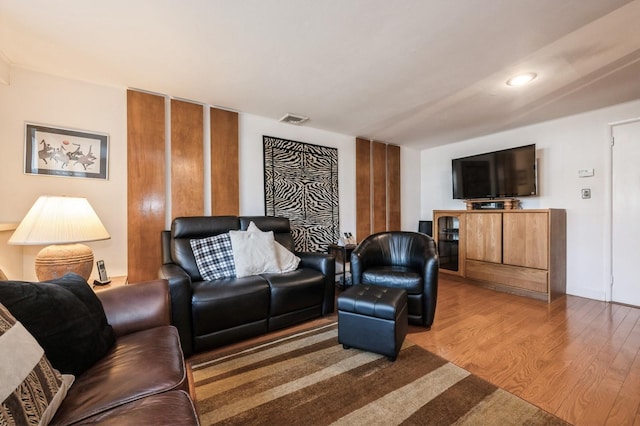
355, 138, 371, 242
210, 108, 239, 215
386, 144, 401, 231
372, 141, 387, 233
127, 90, 166, 282
171, 99, 204, 219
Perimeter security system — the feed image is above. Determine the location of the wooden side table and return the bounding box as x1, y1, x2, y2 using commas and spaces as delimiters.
92, 275, 128, 292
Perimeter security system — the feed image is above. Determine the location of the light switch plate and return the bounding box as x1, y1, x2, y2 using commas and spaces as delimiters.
578, 169, 595, 178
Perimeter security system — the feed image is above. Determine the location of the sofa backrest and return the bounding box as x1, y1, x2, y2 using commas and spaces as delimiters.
239, 216, 295, 252
167, 216, 294, 280
171, 216, 241, 279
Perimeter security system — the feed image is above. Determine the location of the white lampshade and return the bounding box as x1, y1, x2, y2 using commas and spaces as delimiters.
9, 196, 110, 245
9, 196, 110, 281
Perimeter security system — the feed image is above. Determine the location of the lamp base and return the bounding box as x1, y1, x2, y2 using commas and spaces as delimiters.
35, 243, 94, 282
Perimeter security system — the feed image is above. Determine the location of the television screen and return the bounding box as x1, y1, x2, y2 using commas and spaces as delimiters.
452, 144, 537, 199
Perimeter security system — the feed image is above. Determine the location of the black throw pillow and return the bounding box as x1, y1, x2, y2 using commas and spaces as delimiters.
0, 273, 115, 376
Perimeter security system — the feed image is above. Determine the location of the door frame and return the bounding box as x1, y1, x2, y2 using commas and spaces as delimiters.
607, 117, 640, 302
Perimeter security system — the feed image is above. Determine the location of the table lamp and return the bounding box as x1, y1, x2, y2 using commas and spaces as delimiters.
9, 196, 110, 281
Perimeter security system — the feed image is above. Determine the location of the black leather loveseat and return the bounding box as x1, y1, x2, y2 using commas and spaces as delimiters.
159, 216, 335, 356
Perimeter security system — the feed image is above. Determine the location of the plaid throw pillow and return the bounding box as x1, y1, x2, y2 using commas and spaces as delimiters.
190, 233, 236, 280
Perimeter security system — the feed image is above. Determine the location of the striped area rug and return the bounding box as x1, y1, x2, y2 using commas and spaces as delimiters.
192, 323, 569, 425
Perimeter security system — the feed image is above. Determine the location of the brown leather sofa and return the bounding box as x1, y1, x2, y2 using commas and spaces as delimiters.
160, 216, 335, 357
51, 280, 200, 425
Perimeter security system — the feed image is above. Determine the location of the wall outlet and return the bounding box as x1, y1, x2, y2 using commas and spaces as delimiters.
581, 188, 591, 199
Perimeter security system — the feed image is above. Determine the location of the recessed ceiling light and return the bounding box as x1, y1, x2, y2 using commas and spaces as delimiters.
506, 72, 537, 87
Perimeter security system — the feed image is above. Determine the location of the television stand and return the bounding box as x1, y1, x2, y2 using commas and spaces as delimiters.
434, 208, 566, 303
465, 198, 520, 210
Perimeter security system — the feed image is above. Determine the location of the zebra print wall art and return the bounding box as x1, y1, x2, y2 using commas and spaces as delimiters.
263, 135, 339, 253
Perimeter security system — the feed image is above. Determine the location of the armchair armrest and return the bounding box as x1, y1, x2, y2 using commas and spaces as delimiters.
350, 240, 382, 284
96, 279, 170, 338
421, 248, 439, 327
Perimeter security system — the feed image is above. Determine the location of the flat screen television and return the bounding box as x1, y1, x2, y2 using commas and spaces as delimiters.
452, 144, 537, 199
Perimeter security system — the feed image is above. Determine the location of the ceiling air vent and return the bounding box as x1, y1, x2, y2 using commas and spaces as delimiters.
279, 113, 309, 125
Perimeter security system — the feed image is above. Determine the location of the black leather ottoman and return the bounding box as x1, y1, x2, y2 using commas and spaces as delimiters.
337, 285, 408, 361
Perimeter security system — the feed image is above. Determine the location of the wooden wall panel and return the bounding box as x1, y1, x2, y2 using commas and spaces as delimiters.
372, 141, 387, 233
356, 139, 402, 238
171, 99, 204, 218
387, 144, 401, 231
127, 90, 166, 282
210, 108, 239, 215
355, 138, 371, 242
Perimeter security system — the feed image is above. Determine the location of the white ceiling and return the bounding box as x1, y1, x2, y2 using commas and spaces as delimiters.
1, 0, 640, 150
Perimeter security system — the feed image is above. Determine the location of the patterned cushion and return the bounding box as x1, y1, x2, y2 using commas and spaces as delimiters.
0, 302, 74, 426
190, 233, 236, 280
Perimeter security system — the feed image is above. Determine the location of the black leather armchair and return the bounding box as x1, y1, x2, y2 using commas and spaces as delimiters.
350, 231, 438, 328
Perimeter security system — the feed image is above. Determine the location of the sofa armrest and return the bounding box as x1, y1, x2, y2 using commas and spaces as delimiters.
159, 263, 194, 357
297, 252, 332, 275
96, 279, 170, 338
297, 252, 335, 314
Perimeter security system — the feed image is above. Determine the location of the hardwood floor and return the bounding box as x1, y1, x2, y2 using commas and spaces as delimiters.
187, 277, 640, 425
408, 276, 640, 425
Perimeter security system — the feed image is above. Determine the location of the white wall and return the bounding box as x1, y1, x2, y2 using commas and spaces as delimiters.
0, 67, 127, 281
0, 226, 21, 279
238, 113, 357, 236
4, 66, 639, 299
238, 114, 423, 240
401, 146, 422, 232
7, 65, 638, 299
1, 67, 423, 281
420, 98, 640, 300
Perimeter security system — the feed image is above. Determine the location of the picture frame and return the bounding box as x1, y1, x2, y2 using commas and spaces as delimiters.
24, 123, 109, 179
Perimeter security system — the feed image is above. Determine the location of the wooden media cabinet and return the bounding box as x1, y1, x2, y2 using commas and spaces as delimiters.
433, 209, 566, 302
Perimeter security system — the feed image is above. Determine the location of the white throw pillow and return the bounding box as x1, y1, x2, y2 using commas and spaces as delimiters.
247, 222, 300, 273
229, 230, 281, 278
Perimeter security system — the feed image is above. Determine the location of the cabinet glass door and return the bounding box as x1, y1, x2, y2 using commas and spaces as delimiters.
437, 216, 460, 271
